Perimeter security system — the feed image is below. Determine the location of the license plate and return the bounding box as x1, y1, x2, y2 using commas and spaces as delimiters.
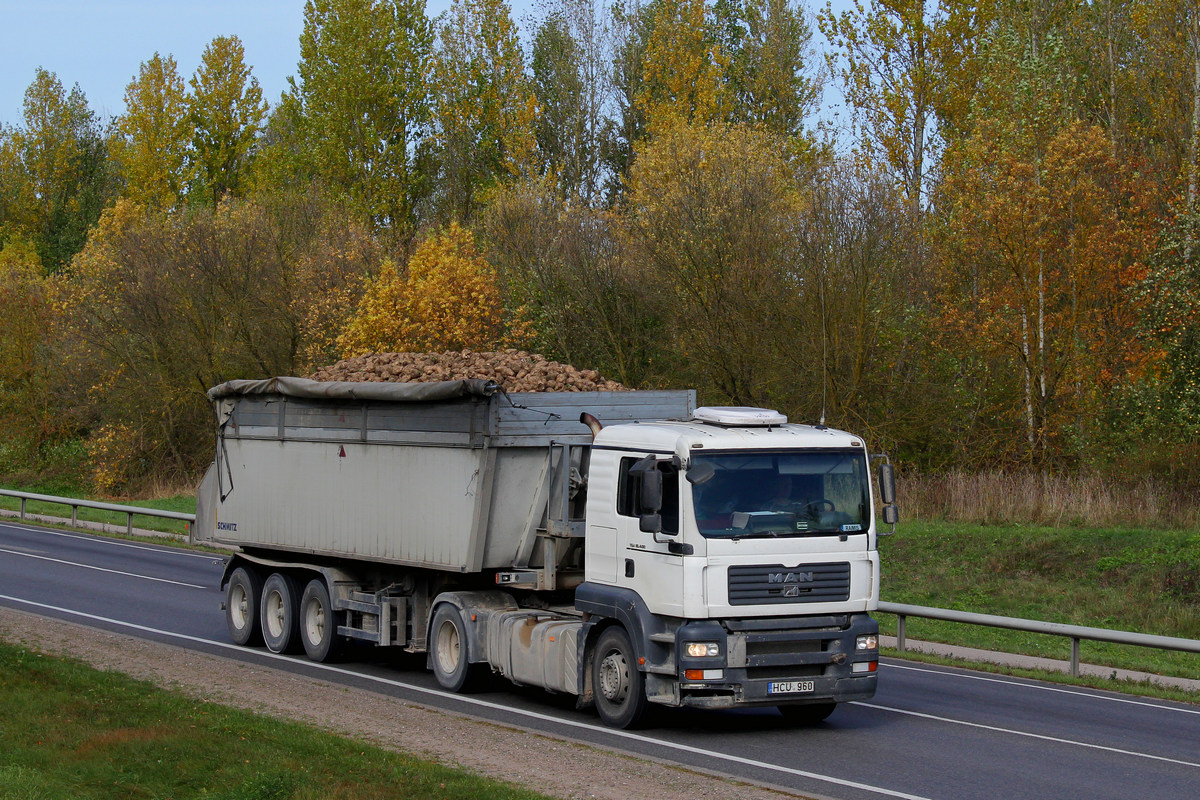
768, 680, 815, 694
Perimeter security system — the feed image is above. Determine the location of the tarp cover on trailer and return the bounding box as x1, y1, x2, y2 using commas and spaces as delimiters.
207, 376, 500, 403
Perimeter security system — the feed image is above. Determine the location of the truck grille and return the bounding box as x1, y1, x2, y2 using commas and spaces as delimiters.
728, 563, 851, 605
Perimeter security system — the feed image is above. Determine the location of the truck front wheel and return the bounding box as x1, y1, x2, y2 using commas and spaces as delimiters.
299, 578, 342, 663
592, 627, 648, 729
226, 566, 264, 646
261, 572, 302, 654
430, 604, 486, 692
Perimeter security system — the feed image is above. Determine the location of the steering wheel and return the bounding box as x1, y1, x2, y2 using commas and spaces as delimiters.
805, 499, 836, 514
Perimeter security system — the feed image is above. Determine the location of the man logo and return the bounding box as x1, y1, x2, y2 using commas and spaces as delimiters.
769, 571, 815, 584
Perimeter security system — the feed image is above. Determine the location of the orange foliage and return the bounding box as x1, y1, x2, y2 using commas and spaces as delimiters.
934, 118, 1153, 463
338, 222, 532, 356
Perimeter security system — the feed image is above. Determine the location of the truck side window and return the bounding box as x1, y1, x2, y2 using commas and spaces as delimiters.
659, 463, 679, 534
617, 457, 679, 534
617, 457, 641, 517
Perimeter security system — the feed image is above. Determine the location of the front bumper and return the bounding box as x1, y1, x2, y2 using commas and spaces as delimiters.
667, 612, 879, 709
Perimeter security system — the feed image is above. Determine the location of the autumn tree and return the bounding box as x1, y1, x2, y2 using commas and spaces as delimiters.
622, 118, 806, 405
1123, 205, 1200, 438
481, 176, 676, 387
189, 35, 269, 205
531, 0, 609, 204
338, 222, 531, 354
433, 0, 536, 222
0, 237, 65, 450
718, 0, 823, 139
637, 0, 727, 134
790, 161, 933, 449
934, 116, 1148, 466
290, 0, 434, 234
603, 0, 655, 202
0, 69, 115, 271
115, 53, 191, 209
58, 197, 379, 491
820, 0, 941, 220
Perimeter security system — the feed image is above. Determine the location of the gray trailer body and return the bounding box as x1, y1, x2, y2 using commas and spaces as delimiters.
195, 377, 695, 577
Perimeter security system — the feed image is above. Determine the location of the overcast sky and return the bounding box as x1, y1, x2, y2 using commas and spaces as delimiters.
1, 0, 846, 129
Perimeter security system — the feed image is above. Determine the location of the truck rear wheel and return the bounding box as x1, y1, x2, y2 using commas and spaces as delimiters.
226, 566, 264, 646
778, 702, 836, 725
430, 603, 486, 692
592, 627, 648, 729
261, 572, 302, 654
299, 578, 342, 662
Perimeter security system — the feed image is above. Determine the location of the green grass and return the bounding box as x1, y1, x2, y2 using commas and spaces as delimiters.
0, 640, 557, 800
0, 486, 196, 537
879, 521, 1200, 681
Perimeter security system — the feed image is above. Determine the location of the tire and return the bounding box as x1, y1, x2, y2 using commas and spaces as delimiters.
299, 578, 342, 663
260, 572, 302, 654
429, 603, 486, 692
778, 702, 837, 725
225, 566, 264, 646
592, 627, 648, 729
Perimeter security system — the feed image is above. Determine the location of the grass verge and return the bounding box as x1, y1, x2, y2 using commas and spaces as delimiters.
0, 639, 557, 800
879, 521, 1200, 682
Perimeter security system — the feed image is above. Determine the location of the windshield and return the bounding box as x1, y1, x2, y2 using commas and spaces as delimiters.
690, 450, 870, 538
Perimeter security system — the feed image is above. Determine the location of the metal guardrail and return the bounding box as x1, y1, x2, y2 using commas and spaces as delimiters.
3, 488, 1197, 677
878, 601, 1200, 677
0, 489, 195, 537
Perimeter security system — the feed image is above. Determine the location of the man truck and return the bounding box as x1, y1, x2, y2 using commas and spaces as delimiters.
194, 377, 896, 728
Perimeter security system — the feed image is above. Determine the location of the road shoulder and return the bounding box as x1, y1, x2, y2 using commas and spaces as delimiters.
0, 605, 804, 800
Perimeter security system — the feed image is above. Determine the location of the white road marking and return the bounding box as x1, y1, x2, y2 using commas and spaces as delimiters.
855, 701, 1200, 769
0, 547, 206, 589
0, 594, 934, 800
881, 661, 1200, 716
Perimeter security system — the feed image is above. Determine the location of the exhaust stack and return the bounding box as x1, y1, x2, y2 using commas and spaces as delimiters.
579, 412, 603, 439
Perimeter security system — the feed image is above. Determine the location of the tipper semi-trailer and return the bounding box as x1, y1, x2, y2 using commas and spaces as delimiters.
194, 377, 898, 728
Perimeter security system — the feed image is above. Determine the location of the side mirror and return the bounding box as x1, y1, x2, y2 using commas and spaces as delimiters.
633, 455, 662, 513
640, 513, 663, 533
882, 504, 899, 525
878, 463, 896, 505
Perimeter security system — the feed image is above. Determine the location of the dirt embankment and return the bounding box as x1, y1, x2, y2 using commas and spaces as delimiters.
310, 350, 627, 393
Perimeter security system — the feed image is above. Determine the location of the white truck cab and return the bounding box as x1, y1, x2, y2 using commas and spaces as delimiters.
574, 407, 887, 726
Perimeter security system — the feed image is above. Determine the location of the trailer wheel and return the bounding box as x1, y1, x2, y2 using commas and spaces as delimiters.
778, 702, 836, 725
261, 572, 302, 654
592, 627, 648, 729
299, 578, 342, 663
430, 604, 485, 692
225, 566, 264, 646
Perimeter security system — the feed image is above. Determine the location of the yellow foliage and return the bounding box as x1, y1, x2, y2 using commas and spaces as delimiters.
86, 423, 142, 496
57, 198, 147, 313
637, 0, 727, 135
338, 222, 532, 356
0, 238, 52, 382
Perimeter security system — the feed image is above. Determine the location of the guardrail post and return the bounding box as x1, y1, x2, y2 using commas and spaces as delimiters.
20, 498, 26, 520
126, 512, 133, 536
1070, 637, 1081, 677
71, 505, 78, 527
897, 614, 907, 652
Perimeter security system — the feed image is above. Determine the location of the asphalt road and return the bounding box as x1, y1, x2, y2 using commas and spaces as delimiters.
2, 518, 1198, 800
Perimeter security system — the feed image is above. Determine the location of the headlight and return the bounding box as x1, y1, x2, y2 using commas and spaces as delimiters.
856, 634, 878, 651
685, 642, 720, 658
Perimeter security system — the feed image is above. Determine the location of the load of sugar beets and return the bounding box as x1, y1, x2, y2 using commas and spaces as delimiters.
308, 349, 627, 392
